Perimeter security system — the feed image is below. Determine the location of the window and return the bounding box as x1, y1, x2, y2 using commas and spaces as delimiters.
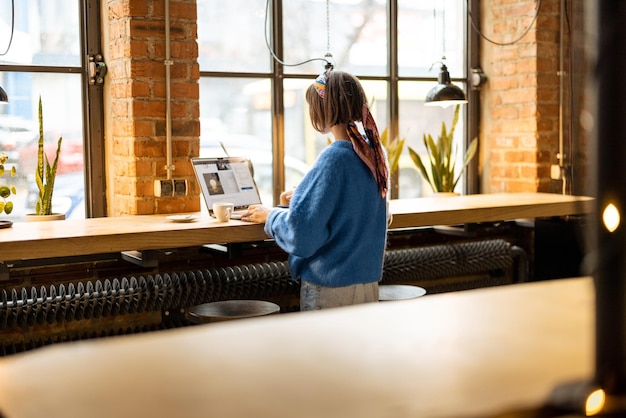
197, 0, 470, 203
397, 0, 468, 197
0, 0, 471, 221
0, 0, 104, 220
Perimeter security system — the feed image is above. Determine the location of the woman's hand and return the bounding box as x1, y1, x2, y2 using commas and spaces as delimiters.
280, 188, 295, 206
240, 204, 271, 223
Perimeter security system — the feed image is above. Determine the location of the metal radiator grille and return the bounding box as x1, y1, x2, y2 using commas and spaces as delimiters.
0, 239, 519, 355
382, 239, 516, 282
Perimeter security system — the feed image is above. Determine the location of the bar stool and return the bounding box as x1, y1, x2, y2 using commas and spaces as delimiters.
187, 300, 281, 324
379, 285, 427, 301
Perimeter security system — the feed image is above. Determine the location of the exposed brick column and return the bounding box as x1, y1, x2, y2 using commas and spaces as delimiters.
105, 0, 200, 215
480, 0, 564, 193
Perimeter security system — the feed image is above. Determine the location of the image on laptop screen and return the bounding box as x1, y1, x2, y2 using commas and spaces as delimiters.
192, 156, 262, 215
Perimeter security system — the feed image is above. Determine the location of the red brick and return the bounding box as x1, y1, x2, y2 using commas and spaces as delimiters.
134, 160, 154, 177
131, 100, 166, 118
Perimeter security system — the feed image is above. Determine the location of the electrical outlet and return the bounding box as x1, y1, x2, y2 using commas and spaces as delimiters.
154, 179, 174, 197
550, 165, 561, 180
173, 179, 188, 196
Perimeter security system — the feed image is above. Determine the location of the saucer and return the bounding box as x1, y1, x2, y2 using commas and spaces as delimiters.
166, 215, 198, 223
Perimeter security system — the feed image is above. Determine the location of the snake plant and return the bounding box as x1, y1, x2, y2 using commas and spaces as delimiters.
408, 105, 477, 193
34, 96, 63, 216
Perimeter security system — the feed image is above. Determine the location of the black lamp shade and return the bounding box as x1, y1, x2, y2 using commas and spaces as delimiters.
425, 64, 467, 107
0, 85, 7, 103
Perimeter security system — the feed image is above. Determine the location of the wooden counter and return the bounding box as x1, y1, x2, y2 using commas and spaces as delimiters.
0, 192, 592, 262
0, 276, 594, 418
389, 191, 592, 229
0, 213, 268, 262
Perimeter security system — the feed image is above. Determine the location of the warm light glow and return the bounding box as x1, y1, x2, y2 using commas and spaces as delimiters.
424, 100, 467, 109
585, 388, 605, 416
602, 203, 620, 232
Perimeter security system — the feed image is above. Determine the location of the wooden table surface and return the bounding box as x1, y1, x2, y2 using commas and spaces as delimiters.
0, 192, 593, 262
0, 277, 594, 418
388, 192, 593, 228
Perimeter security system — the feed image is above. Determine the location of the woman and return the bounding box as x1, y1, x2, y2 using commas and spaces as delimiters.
241, 69, 389, 310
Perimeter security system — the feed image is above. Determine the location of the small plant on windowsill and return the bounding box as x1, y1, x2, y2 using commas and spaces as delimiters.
408, 104, 477, 194
26, 96, 64, 221
0, 151, 17, 217
380, 127, 405, 178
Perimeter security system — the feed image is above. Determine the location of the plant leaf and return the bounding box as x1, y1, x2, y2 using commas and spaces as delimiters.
380, 127, 405, 175
380, 127, 389, 148
36, 96, 45, 213
35, 96, 63, 215
424, 133, 439, 168
388, 137, 405, 174
452, 136, 478, 189
408, 146, 435, 192
448, 104, 460, 139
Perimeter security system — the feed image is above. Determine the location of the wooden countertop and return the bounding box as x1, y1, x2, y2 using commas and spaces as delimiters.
0, 277, 594, 418
388, 192, 593, 228
0, 192, 593, 262
0, 214, 269, 262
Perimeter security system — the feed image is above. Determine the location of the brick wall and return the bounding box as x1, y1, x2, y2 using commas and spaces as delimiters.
105, 0, 200, 215
480, 0, 567, 193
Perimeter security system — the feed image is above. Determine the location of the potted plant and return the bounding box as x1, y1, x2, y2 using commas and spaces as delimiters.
0, 151, 17, 227
408, 104, 477, 195
370, 97, 406, 180
380, 127, 405, 177
25, 96, 64, 221
379, 127, 405, 198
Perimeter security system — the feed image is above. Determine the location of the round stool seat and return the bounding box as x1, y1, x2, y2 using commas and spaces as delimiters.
187, 300, 281, 324
379, 285, 426, 301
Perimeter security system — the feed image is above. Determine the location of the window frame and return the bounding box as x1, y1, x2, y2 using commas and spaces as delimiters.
0, 0, 106, 218
201, 0, 477, 202
0, 0, 478, 218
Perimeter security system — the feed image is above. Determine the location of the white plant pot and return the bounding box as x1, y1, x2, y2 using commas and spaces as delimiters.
24, 213, 66, 222
431, 192, 460, 197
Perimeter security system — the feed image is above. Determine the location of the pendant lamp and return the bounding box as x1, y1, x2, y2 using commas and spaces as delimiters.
0, 86, 7, 103
425, 2, 467, 108
424, 63, 467, 108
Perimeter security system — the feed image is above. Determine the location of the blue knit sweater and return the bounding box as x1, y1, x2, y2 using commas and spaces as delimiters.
264, 140, 388, 287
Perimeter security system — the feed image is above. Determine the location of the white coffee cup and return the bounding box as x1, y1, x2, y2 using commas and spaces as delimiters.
213, 202, 234, 222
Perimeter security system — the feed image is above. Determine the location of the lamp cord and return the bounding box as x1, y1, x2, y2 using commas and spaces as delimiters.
0, 0, 14, 56
429, 2, 446, 71
264, 0, 333, 68
326, 0, 331, 57
468, 0, 542, 46
432, 2, 448, 61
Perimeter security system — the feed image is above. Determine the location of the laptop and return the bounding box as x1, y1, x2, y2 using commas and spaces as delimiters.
191, 156, 263, 219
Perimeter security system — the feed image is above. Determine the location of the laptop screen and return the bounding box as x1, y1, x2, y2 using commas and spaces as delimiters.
191, 156, 262, 211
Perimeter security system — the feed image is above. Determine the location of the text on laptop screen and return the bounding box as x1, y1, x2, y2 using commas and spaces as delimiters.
192, 157, 262, 210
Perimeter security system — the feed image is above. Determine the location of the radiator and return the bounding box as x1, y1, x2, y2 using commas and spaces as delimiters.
0, 239, 521, 355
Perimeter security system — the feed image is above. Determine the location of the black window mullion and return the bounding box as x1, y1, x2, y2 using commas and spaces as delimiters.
466, 0, 480, 194
272, 0, 286, 205
83, 0, 107, 217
